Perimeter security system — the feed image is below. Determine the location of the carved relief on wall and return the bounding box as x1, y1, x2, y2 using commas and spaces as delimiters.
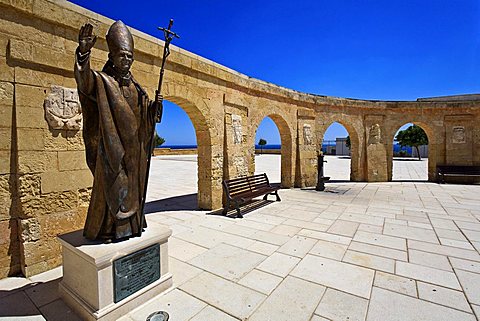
303, 124, 312, 145
452, 126, 466, 144
44, 85, 82, 130
232, 114, 242, 144
368, 123, 381, 144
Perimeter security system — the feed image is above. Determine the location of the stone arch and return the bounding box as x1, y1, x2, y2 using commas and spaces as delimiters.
249, 111, 295, 188
316, 116, 365, 181
386, 120, 437, 182
162, 83, 222, 209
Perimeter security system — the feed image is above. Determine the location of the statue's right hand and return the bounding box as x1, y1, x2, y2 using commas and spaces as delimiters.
78, 23, 97, 54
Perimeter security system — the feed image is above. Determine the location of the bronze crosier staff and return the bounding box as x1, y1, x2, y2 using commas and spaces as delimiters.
139, 20, 179, 236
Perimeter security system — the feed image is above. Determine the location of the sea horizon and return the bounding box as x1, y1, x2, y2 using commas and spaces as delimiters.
158, 142, 415, 153
158, 144, 284, 150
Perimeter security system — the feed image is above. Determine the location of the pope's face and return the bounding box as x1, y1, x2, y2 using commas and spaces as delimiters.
112, 49, 133, 74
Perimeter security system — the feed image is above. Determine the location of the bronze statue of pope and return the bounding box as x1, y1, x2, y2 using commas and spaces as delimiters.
75, 21, 162, 241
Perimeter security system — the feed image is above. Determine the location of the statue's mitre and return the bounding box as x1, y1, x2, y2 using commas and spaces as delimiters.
106, 20, 134, 53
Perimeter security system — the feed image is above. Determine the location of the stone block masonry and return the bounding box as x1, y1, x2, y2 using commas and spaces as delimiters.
0, 0, 479, 278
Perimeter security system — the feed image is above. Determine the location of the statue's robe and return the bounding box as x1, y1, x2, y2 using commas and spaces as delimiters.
75, 51, 157, 240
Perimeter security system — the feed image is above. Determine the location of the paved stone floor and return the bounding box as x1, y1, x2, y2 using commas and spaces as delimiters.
1, 155, 479, 320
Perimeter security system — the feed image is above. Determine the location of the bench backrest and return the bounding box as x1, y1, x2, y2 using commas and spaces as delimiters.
223, 173, 271, 198
437, 165, 480, 174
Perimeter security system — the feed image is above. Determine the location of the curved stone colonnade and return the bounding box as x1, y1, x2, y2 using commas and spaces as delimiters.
0, 0, 479, 277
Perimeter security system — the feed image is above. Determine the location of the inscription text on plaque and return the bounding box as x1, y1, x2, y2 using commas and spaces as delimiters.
113, 244, 160, 303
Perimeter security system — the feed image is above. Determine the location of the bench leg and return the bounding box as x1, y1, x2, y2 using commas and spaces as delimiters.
234, 200, 243, 218
263, 192, 280, 201
275, 191, 281, 202
222, 199, 230, 215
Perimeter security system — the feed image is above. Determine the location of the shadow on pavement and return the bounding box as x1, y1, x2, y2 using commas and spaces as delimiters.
208, 199, 275, 218
324, 179, 352, 183
0, 277, 81, 320
144, 193, 198, 213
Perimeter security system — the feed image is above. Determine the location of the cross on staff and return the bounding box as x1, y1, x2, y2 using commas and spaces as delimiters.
155, 19, 180, 102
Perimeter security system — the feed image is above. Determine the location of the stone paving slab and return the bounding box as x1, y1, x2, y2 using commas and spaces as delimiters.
39, 299, 82, 321
237, 269, 283, 295
0, 291, 45, 321
256, 252, 301, 277
308, 238, 348, 260
396, 261, 461, 289
248, 276, 326, 321
349, 240, 407, 261
169, 258, 203, 287
179, 271, 266, 320
123, 289, 207, 321
353, 230, 407, 250
2, 155, 480, 320
456, 269, 480, 305
189, 306, 239, 321
373, 271, 417, 297
367, 287, 476, 321
417, 281, 472, 313
315, 288, 368, 321
277, 235, 318, 258
408, 249, 453, 271
343, 250, 395, 273
291, 254, 375, 298
188, 243, 266, 281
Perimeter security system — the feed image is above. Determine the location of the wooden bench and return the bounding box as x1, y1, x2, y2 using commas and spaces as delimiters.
222, 173, 281, 218
437, 165, 480, 183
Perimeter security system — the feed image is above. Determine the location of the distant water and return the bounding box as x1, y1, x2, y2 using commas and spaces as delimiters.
393, 143, 412, 154
160, 145, 197, 149
256, 144, 281, 149
159, 143, 413, 153
159, 144, 283, 150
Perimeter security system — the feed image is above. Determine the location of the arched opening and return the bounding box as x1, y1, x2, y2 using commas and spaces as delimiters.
145, 91, 217, 211
254, 117, 281, 183
145, 100, 198, 211
318, 122, 355, 181
251, 113, 294, 188
390, 123, 430, 181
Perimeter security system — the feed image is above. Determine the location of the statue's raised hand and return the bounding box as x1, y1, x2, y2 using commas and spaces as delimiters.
78, 23, 97, 54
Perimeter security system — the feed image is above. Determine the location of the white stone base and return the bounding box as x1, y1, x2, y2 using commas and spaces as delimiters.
58, 220, 173, 321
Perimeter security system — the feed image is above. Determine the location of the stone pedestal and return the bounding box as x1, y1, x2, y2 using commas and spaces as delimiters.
58, 221, 173, 321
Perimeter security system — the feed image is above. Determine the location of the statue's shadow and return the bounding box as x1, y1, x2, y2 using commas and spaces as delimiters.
144, 193, 198, 213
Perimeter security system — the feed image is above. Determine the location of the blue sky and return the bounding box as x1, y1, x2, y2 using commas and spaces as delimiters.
69, 0, 480, 144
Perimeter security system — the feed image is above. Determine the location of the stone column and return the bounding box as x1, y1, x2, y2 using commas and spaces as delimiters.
223, 96, 250, 182
474, 116, 480, 165
425, 121, 445, 182
444, 115, 474, 165
295, 108, 317, 188
443, 114, 476, 183
364, 115, 388, 182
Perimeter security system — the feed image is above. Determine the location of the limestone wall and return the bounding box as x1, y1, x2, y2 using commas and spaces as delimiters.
0, 0, 479, 278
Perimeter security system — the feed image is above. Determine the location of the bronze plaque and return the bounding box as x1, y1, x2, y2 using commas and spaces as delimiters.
113, 244, 160, 303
